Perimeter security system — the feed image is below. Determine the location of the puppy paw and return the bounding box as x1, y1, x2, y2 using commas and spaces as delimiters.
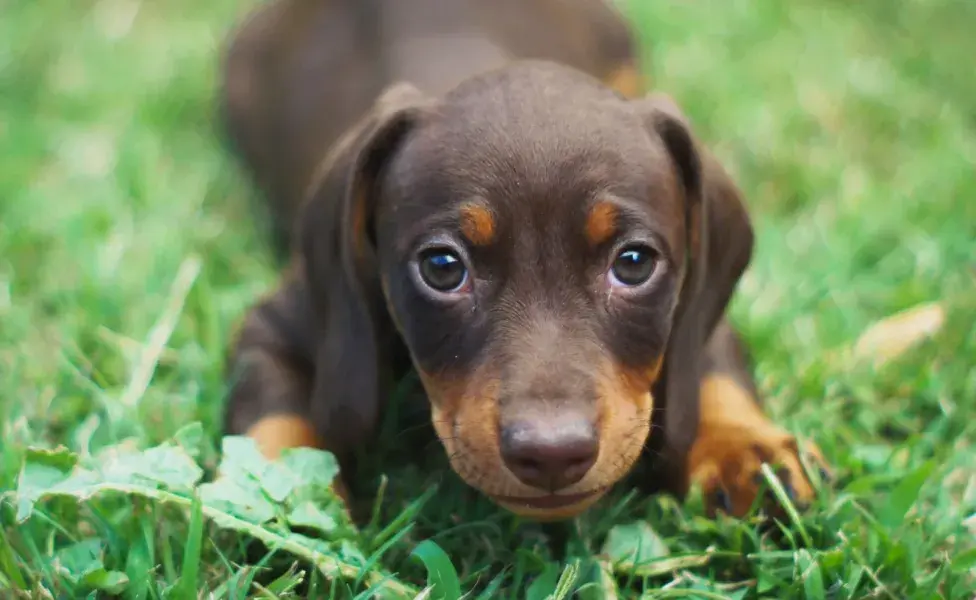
688, 374, 830, 518
689, 422, 830, 518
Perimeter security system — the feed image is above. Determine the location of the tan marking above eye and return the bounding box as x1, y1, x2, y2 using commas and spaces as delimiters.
459, 201, 496, 246
585, 201, 618, 247
604, 63, 646, 100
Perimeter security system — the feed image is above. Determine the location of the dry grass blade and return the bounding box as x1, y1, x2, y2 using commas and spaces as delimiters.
116, 255, 201, 411
852, 302, 945, 367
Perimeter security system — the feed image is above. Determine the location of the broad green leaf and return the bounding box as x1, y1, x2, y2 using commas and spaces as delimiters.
198, 477, 276, 525
172, 422, 205, 459
339, 539, 368, 567
218, 436, 294, 503
53, 539, 103, 581
10, 435, 416, 598
757, 568, 778, 595
879, 460, 936, 529
952, 547, 976, 573
287, 501, 340, 536
200, 437, 343, 527
843, 565, 865, 600
101, 445, 203, 492
526, 562, 560, 600
575, 559, 618, 600
16, 442, 203, 524
601, 520, 670, 573
82, 569, 130, 594
410, 539, 461, 600
797, 550, 825, 600
22, 446, 78, 474
280, 447, 339, 487
15, 446, 78, 521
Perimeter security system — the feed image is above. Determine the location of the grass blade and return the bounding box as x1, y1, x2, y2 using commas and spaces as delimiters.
410, 539, 461, 600
879, 460, 936, 530
172, 493, 205, 598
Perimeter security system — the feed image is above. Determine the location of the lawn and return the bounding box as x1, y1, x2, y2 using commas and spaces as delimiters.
1, 0, 974, 597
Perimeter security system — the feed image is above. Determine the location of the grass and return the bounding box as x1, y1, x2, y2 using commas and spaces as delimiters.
1, 0, 975, 597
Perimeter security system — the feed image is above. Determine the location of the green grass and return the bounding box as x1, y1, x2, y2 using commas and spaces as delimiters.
1, 0, 975, 597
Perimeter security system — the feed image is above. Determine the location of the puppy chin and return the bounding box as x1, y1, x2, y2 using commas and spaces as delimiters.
492, 489, 607, 521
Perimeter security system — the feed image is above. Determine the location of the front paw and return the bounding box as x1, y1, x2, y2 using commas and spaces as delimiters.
689, 424, 830, 518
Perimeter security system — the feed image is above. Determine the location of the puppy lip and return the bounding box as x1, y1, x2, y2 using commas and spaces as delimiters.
491, 488, 603, 510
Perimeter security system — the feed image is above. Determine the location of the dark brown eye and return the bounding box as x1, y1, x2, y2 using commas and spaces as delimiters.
610, 245, 657, 287
419, 248, 468, 292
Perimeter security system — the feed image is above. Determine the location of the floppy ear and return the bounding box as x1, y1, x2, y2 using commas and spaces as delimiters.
639, 93, 756, 494
297, 83, 432, 456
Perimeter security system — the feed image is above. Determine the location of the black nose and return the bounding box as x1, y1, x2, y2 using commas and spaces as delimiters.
500, 419, 599, 491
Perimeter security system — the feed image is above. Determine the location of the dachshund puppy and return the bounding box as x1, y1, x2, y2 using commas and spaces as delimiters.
219, 0, 827, 520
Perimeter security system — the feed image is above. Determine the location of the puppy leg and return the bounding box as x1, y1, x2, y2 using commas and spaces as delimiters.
686, 319, 829, 517
225, 281, 351, 503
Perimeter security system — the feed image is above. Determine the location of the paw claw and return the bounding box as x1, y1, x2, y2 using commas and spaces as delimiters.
688, 404, 831, 519
818, 466, 832, 483
781, 481, 796, 502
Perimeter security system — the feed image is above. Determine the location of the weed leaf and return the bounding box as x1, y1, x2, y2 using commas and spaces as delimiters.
82, 569, 130, 594
287, 501, 340, 536
601, 520, 670, 573
14, 446, 78, 521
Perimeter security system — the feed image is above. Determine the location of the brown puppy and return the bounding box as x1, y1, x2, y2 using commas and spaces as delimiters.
219, 0, 827, 520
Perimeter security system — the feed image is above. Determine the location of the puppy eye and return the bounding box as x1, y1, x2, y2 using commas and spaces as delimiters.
610, 245, 658, 287
418, 248, 468, 292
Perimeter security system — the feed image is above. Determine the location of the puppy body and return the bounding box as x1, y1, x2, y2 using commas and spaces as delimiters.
220, 0, 824, 520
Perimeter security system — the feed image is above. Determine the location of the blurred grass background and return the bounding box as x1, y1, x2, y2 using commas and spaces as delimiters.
1, 0, 974, 597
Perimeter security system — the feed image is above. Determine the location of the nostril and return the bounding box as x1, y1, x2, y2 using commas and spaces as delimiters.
500, 420, 599, 491
512, 456, 543, 476
566, 455, 592, 471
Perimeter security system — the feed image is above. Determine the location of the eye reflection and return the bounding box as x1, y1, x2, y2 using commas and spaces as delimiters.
610, 245, 657, 287
418, 248, 468, 292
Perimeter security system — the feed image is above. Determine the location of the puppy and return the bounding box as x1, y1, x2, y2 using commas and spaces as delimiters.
218, 0, 827, 521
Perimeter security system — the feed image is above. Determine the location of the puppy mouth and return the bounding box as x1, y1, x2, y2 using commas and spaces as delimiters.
491, 488, 603, 510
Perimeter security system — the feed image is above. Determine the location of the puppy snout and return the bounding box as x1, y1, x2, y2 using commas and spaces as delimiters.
500, 418, 598, 491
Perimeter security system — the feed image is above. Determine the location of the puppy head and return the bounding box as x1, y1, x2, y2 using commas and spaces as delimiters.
301, 61, 751, 519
